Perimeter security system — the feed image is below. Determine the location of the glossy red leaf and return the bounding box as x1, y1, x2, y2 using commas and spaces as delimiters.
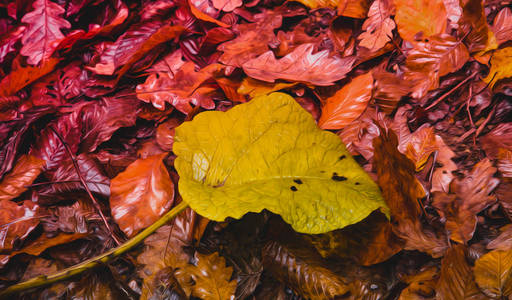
318, 72, 373, 129
20, 0, 71, 65
0, 155, 45, 201
110, 153, 175, 237
0, 57, 59, 97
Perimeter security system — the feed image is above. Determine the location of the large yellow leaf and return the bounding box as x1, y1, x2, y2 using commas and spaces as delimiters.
174, 92, 388, 234
474, 249, 512, 298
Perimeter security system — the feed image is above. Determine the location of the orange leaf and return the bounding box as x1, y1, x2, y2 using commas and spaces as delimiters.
474, 249, 512, 298
394, 0, 447, 42
0, 200, 40, 251
492, 7, 512, 45
0, 58, 59, 97
0, 155, 45, 202
110, 153, 175, 237
357, 0, 395, 52
399, 265, 439, 299
337, 0, 370, 18
318, 72, 373, 129
242, 43, 355, 86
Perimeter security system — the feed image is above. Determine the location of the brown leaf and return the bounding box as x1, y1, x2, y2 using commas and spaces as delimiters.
459, 0, 497, 53
480, 123, 512, 159
432, 159, 499, 243
20, 0, 71, 65
394, 0, 447, 42
431, 135, 457, 193
474, 249, 512, 298
492, 7, 512, 45
262, 239, 350, 300
156, 118, 181, 152
496, 178, 512, 220
488, 224, 512, 251
399, 265, 438, 300
0, 155, 44, 202
399, 126, 438, 171
304, 211, 403, 266
136, 62, 221, 114
110, 153, 175, 237
218, 13, 282, 67
496, 148, 512, 177
0, 200, 40, 251
404, 34, 469, 98
318, 72, 373, 129
176, 252, 237, 300
436, 245, 487, 300
357, 0, 395, 52
243, 43, 356, 86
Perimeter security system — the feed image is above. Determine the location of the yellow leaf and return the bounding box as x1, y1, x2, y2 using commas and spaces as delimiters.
483, 47, 512, 88
474, 249, 512, 298
237, 77, 297, 98
174, 92, 388, 234
293, 0, 338, 9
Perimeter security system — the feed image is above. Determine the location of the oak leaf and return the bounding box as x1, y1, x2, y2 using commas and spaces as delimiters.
432, 159, 499, 243
174, 93, 388, 234
136, 62, 221, 114
474, 249, 512, 298
394, 0, 447, 42
110, 153, 175, 237
0, 155, 44, 201
176, 252, 236, 300
357, 0, 395, 51
20, 0, 71, 65
218, 13, 282, 67
483, 47, 512, 89
318, 72, 374, 129
242, 43, 356, 86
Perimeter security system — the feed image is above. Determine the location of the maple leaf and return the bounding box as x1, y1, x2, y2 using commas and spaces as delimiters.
394, 0, 447, 42
176, 252, 237, 300
20, 0, 70, 65
432, 159, 499, 243
174, 93, 388, 234
474, 249, 512, 298
136, 61, 221, 114
318, 72, 374, 129
0, 155, 44, 201
243, 43, 356, 86
218, 13, 282, 67
110, 153, 175, 237
357, 0, 395, 51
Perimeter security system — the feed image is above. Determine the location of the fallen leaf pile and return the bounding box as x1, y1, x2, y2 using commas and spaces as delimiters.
1, 0, 512, 298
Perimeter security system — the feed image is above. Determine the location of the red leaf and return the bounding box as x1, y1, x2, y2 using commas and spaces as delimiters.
318, 72, 373, 129
0, 26, 25, 63
110, 153, 175, 237
0, 200, 40, 251
492, 7, 512, 45
212, 0, 242, 12
0, 155, 45, 202
0, 57, 59, 97
20, 0, 71, 65
243, 43, 356, 86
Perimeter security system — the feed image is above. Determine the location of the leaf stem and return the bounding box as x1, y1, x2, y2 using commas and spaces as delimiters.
0, 201, 189, 298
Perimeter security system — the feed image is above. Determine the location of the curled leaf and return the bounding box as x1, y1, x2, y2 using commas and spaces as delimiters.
174, 92, 388, 234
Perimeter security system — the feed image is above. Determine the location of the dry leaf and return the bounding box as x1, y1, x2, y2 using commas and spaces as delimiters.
176, 252, 237, 300
483, 47, 512, 89
399, 265, 438, 299
358, 0, 395, 51
337, 0, 371, 18
492, 7, 512, 45
243, 43, 356, 86
436, 245, 487, 300
237, 77, 297, 98
0, 155, 45, 201
110, 153, 175, 237
488, 224, 512, 251
318, 72, 373, 130
394, 0, 447, 42
474, 249, 512, 298
0, 200, 40, 251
